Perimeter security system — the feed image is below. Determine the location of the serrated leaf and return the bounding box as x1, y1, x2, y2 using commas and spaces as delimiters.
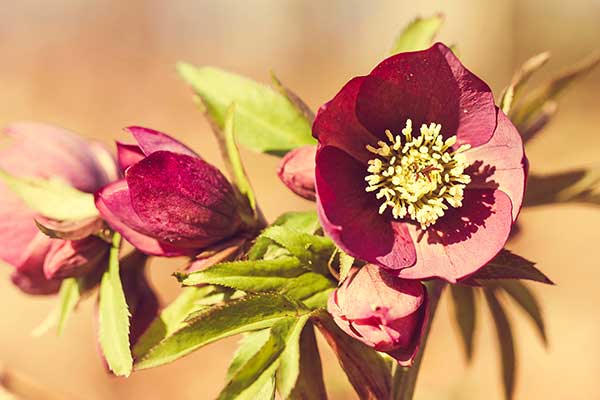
0, 171, 98, 221
467, 250, 553, 284
484, 289, 516, 400
511, 51, 600, 128
286, 322, 327, 400
497, 280, 547, 345
275, 315, 311, 399
390, 14, 444, 55
500, 52, 550, 114
133, 286, 219, 359
56, 277, 84, 335
135, 293, 307, 370
524, 168, 600, 207
179, 256, 306, 290
270, 72, 315, 124
281, 272, 336, 309
177, 63, 315, 156
227, 329, 271, 381
316, 312, 391, 400
98, 233, 132, 376
450, 284, 476, 361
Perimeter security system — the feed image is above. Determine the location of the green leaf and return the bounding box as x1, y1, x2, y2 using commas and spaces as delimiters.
450, 284, 477, 361
390, 14, 444, 55
467, 250, 553, 284
511, 51, 600, 127
270, 72, 315, 124
133, 286, 219, 359
524, 168, 600, 207
219, 316, 308, 400
135, 293, 308, 370
500, 52, 550, 114
286, 322, 327, 400
178, 256, 306, 290
484, 289, 516, 400
98, 234, 132, 377
227, 329, 271, 381
316, 312, 391, 399
280, 272, 336, 309
0, 171, 98, 221
497, 280, 547, 345
56, 277, 84, 335
177, 63, 315, 156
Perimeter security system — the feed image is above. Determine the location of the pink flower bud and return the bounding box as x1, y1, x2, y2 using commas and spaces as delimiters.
327, 264, 427, 366
43, 237, 109, 280
277, 145, 316, 201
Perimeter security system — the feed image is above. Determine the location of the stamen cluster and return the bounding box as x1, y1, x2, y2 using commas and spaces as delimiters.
365, 119, 471, 228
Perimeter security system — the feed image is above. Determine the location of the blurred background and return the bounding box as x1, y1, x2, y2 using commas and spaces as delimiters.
1, 0, 599, 399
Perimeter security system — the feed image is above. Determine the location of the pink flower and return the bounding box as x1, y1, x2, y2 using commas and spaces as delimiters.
314, 43, 526, 282
95, 127, 247, 257
328, 264, 427, 366
278, 145, 317, 200
0, 123, 118, 294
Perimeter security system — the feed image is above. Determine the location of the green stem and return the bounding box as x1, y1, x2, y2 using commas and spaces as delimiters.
391, 280, 446, 400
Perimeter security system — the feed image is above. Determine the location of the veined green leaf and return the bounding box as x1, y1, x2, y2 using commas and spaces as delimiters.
98, 234, 132, 377
450, 285, 477, 361
276, 315, 311, 399
286, 322, 327, 400
177, 63, 315, 156
390, 14, 444, 55
484, 289, 516, 400
135, 293, 307, 370
524, 168, 600, 207
0, 171, 98, 221
270, 72, 315, 124
500, 52, 550, 114
281, 272, 336, 309
467, 250, 553, 284
497, 280, 547, 345
227, 329, 271, 381
56, 277, 84, 335
133, 286, 219, 359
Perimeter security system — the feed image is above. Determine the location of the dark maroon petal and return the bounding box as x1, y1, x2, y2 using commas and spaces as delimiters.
313, 77, 378, 164
43, 237, 109, 280
126, 151, 241, 249
0, 122, 118, 193
315, 146, 416, 268
465, 109, 526, 221
116, 142, 145, 172
356, 43, 496, 148
397, 189, 513, 282
95, 180, 188, 256
125, 126, 199, 158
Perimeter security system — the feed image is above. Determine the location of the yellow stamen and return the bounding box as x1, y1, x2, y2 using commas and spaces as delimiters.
364, 119, 471, 229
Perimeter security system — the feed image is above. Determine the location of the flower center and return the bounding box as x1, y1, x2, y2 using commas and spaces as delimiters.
364, 119, 471, 229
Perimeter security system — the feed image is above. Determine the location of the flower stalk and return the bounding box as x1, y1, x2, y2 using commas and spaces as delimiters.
391, 280, 445, 400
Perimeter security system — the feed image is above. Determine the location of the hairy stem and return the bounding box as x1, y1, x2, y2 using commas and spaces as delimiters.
391, 280, 445, 400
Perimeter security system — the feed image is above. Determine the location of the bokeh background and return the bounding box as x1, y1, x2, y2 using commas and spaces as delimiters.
1, 1, 599, 399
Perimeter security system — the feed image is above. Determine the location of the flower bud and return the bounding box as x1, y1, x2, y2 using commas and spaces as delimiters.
43, 237, 109, 280
327, 264, 427, 366
277, 145, 316, 201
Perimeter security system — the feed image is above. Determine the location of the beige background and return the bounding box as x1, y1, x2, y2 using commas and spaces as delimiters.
1, 1, 599, 399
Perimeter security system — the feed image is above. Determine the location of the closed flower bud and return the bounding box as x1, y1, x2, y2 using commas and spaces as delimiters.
43, 237, 109, 280
327, 264, 428, 366
278, 145, 316, 201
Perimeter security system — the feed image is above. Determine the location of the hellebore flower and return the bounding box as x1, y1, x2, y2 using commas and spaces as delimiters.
0, 123, 118, 294
95, 127, 249, 257
278, 145, 317, 200
328, 264, 427, 366
314, 43, 526, 282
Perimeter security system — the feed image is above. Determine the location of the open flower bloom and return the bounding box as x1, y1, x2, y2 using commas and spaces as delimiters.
314, 43, 526, 282
95, 127, 245, 257
328, 264, 427, 366
0, 123, 118, 294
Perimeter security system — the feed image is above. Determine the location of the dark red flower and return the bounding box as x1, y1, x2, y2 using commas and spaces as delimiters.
95, 127, 246, 257
328, 264, 428, 366
314, 43, 526, 282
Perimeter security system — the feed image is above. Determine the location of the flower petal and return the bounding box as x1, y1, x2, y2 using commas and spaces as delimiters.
0, 122, 117, 192
312, 77, 378, 164
125, 126, 199, 158
356, 43, 496, 148
397, 189, 513, 282
0, 184, 40, 266
126, 151, 241, 249
10, 232, 60, 295
116, 142, 145, 172
94, 180, 187, 256
316, 146, 416, 268
465, 109, 526, 221
277, 145, 317, 200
